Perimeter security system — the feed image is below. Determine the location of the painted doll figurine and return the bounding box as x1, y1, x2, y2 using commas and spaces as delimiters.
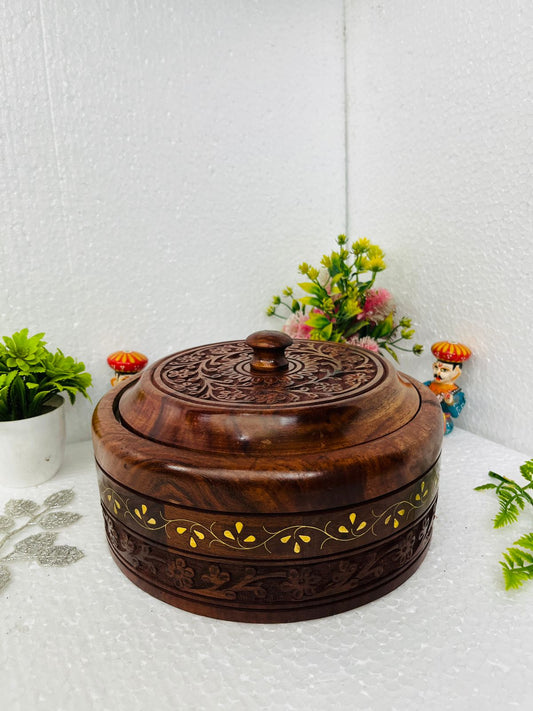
424, 341, 471, 435
107, 350, 148, 387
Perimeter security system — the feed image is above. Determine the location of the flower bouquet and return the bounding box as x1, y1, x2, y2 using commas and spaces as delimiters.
267, 235, 423, 361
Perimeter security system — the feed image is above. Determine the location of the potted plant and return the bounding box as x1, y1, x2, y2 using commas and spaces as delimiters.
0, 329, 92, 487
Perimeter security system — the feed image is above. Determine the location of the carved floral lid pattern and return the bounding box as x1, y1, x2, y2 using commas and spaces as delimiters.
157, 340, 383, 408
117, 334, 420, 454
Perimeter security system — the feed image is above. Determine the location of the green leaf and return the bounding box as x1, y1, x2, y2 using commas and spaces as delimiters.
306, 313, 331, 329
473, 483, 497, 491
494, 504, 520, 529
512, 532, 533, 552
8, 375, 28, 420
506, 547, 533, 566
300, 297, 323, 309
321, 322, 333, 339
501, 563, 532, 590
343, 320, 367, 339
26, 390, 57, 418
370, 312, 394, 338
520, 460, 533, 481
297, 282, 323, 296
383, 343, 399, 363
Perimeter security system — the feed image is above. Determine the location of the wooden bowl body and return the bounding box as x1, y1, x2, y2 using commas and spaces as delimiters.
92, 336, 442, 623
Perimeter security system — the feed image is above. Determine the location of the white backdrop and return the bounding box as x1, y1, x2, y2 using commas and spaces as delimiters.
1, 0, 532, 453
0, 1, 346, 442
346, 0, 533, 452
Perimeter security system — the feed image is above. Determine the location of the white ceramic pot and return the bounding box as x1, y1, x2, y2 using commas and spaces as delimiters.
0, 396, 66, 488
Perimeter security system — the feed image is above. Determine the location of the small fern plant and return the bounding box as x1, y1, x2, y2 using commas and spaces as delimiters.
475, 459, 533, 590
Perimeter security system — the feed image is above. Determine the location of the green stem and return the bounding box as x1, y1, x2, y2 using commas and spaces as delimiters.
384, 339, 415, 353
496, 481, 533, 509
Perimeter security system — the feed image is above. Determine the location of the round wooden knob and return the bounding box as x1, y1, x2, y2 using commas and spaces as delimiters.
245, 331, 293, 372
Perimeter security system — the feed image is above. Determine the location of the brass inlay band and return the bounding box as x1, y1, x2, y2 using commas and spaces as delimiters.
99, 466, 438, 557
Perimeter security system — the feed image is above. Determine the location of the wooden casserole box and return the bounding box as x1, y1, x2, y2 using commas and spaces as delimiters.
92, 331, 443, 623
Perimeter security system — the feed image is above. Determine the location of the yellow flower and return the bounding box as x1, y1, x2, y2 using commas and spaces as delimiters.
367, 245, 385, 260
366, 255, 386, 272
352, 238, 372, 254
344, 298, 363, 318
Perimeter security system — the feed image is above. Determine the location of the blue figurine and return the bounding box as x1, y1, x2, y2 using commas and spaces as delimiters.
424, 341, 471, 435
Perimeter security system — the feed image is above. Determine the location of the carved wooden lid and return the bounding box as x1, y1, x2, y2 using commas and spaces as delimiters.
116, 331, 420, 455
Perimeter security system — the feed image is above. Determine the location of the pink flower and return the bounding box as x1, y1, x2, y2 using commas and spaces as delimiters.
360, 288, 394, 324
346, 335, 380, 353
282, 312, 313, 339
357, 336, 380, 353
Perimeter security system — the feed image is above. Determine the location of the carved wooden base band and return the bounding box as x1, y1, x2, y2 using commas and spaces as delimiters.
101, 500, 436, 623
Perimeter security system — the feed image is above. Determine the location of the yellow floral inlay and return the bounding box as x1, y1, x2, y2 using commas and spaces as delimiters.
101, 469, 438, 557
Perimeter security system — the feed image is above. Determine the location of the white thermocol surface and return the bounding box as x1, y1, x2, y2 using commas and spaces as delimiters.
1, 428, 532, 711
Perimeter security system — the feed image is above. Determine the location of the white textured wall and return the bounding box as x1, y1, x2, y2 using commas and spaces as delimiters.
346, 0, 533, 452
3, 0, 532, 453
0, 1, 346, 441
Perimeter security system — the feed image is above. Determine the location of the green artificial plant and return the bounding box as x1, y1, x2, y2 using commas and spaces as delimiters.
0, 329, 92, 421
267, 235, 423, 360
475, 459, 533, 590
